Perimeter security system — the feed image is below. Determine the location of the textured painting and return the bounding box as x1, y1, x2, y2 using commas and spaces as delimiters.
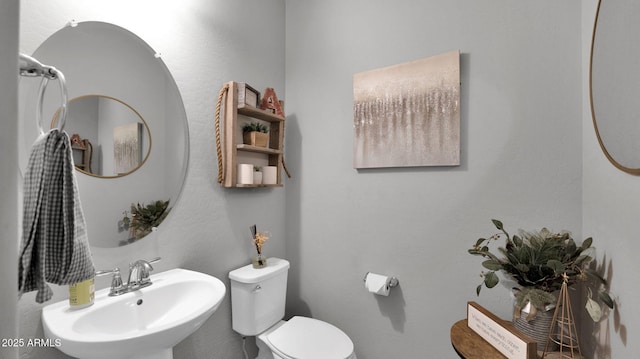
113, 122, 142, 175
353, 50, 460, 168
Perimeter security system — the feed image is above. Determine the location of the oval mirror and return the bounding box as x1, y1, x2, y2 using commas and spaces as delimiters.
52, 95, 152, 177
19, 21, 189, 247
590, 0, 640, 174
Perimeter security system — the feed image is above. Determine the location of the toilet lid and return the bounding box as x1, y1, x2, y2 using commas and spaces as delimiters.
267, 316, 354, 359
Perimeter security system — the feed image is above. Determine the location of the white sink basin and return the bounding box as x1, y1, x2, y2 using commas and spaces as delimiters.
42, 268, 226, 359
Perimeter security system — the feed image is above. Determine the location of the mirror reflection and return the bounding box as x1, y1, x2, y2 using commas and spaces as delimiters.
590, 0, 640, 173
19, 21, 189, 248
53, 95, 152, 177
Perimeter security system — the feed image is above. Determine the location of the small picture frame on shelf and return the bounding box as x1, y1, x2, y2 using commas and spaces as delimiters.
237, 82, 260, 108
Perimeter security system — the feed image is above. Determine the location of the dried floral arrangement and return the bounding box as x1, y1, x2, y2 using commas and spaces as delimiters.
250, 224, 269, 268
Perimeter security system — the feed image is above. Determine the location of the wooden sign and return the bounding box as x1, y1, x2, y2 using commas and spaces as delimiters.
467, 302, 537, 359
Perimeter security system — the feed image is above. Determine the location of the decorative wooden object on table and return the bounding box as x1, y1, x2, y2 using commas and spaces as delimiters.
220, 81, 285, 188
452, 302, 538, 359
451, 320, 508, 359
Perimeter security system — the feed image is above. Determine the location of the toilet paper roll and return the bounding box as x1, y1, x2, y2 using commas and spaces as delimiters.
237, 164, 254, 185
364, 272, 391, 296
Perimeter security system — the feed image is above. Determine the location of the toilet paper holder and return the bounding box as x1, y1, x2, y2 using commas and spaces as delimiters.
363, 272, 399, 290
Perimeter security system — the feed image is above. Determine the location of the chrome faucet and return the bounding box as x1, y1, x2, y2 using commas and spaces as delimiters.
127, 258, 160, 289
96, 257, 161, 296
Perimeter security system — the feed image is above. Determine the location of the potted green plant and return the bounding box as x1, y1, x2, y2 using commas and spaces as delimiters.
242, 122, 269, 148
468, 220, 614, 349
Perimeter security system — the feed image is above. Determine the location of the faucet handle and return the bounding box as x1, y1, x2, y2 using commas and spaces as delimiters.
95, 268, 117, 276
96, 267, 127, 296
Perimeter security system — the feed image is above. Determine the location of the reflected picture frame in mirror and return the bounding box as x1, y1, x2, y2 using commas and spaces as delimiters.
590, 0, 640, 175
19, 21, 189, 248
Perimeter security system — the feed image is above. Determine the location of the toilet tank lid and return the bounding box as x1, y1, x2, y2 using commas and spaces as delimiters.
229, 257, 290, 284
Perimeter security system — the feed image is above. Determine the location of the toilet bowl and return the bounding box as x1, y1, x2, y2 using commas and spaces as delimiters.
256, 316, 356, 359
229, 258, 357, 359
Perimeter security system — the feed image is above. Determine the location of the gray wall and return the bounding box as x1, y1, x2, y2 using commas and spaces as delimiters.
0, 0, 19, 359
284, 1, 583, 358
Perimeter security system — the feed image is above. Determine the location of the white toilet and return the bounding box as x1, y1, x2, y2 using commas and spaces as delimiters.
229, 258, 357, 359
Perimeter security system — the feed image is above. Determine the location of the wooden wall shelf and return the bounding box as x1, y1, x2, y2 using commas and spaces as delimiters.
222, 81, 285, 188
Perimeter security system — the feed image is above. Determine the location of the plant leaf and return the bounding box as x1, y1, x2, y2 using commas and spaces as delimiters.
599, 291, 614, 309
475, 238, 487, 247
476, 284, 482, 296
482, 260, 503, 271
484, 272, 499, 288
575, 255, 593, 266
492, 219, 504, 230
581, 237, 593, 250
585, 297, 602, 321
513, 235, 523, 247
547, 259, 566, 274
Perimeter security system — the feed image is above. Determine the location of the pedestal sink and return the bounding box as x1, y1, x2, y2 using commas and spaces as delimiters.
42, 268, 226, 359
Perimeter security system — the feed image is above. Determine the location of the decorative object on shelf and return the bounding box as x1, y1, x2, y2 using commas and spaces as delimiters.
242, 122, 270, 147
69, 134, 93, 173
353, 50, 460, 169
253, 166, 263, 185
121, 200, 171, 239
259, 87, 284, 117
468, 219, 614, 349
261, 166, 277, 185
70, 133, 86, 149
250, 224, 269, 268
237, 164, 254, 185
542, 274, 583, 359
237, 82, 259, 108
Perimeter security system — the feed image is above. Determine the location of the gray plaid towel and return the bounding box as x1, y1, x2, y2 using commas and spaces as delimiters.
19, 129, 95, 303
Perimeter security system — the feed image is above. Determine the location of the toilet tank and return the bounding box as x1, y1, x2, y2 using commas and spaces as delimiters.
229, 258, 290, 336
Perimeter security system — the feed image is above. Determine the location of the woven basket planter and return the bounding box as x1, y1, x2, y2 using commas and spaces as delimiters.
243, 131, 268, 147
513, 302, 559, 352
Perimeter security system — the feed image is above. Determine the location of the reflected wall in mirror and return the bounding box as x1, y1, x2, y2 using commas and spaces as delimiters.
590, 0, 640, 174
52, 95, 152, 177
19, 21, 189, 248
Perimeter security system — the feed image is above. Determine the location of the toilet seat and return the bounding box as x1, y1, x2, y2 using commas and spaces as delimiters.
265, 316, 354, 359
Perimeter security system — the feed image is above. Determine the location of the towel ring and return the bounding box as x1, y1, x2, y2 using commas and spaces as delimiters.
36, 69, 68, 135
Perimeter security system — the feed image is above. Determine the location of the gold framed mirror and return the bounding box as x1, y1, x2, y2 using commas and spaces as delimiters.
590, 0, 640, 175
52, 95, 152, 178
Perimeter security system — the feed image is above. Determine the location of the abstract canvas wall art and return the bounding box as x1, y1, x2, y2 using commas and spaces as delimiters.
113, 122, 142, 175
353, 50, 460, 168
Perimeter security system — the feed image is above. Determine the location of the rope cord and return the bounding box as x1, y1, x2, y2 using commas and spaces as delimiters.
215, 84, 229, 184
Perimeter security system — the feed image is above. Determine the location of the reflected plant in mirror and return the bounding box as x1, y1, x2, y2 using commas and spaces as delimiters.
19, 21, 189, 248
119, 200, 171, 244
